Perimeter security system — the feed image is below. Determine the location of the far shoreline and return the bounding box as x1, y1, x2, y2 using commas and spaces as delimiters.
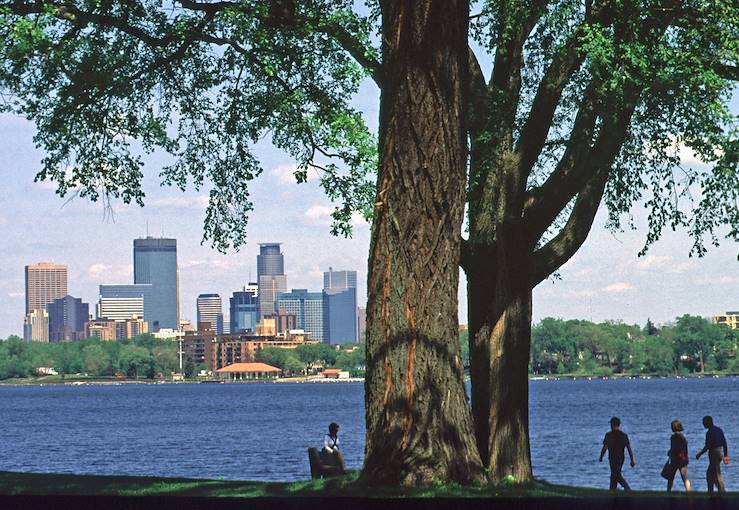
1, 372, 737, 386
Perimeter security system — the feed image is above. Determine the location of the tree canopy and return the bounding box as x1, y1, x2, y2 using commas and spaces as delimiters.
0, 0, 379, 249
1, 0, 737, 487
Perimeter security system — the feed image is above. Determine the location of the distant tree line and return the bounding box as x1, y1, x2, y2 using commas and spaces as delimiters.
528, 315, 738, 376
0, 334, 179, 380
0, 334, 366, 381
256, 343, 366, 377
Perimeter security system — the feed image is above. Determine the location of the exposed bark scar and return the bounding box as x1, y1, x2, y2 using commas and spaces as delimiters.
401, 298, 417, 450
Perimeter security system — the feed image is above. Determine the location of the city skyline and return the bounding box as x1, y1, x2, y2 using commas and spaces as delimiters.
13, 240, 363, 341
2, 86, 738, 339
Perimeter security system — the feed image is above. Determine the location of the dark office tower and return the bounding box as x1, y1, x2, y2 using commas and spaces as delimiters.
257, 243, 286, 319
48, 295, 89, 342
257, 243, 284, 278
323, 268, 357, 345
197, 294, 223, 334
230, 285, 259, 333
133, 237, 179, 331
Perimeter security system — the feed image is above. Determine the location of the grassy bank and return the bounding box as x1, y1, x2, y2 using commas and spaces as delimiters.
0, 471, 713, 499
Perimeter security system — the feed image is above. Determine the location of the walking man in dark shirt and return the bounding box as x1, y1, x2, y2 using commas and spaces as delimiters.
599, 416, 636, 490
696, 415, 729, 493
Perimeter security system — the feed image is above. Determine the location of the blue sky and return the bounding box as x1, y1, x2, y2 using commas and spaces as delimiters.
1, 77, 738, 339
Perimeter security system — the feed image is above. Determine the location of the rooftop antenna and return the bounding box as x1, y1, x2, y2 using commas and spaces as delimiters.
146, 220, 149, 237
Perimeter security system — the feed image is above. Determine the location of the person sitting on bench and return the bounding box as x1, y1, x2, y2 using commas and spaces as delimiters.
320, 422, 347, 474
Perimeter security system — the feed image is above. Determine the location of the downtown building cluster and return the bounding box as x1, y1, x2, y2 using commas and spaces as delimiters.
22, 240, 366, 346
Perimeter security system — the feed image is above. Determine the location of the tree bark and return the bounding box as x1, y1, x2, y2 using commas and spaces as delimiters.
363, 0, 486, 487
467, 221, 533, 481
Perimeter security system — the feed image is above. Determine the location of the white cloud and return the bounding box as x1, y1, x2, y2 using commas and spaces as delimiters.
271, 164, 319, 185
87, 263, 133, 282
304, 205, 369, 228
7, 292, 23, 298
634, 254, 694, 273
635, 255, 671, 270
180, 258, 247, 271
149, 195, 210, 210
603, 282, 635, 293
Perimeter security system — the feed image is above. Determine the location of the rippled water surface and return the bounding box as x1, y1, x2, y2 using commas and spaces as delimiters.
1, 378, 737, 490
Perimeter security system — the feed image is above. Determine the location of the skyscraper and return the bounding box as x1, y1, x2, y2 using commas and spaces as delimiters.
133, 237, 179, 330
323, 268, 358, 291
197, 293, 223, 334
48, 295, 89, 342
357, 306, 366, 342
257, 243, 287, 319
23, 309, 49, 342
99, 284, 153, 326
98, 296, 145, 321
323, 268, 358, 345
277, 289, 324, 342
230, 285, 259, 334
25, 262, 68, 314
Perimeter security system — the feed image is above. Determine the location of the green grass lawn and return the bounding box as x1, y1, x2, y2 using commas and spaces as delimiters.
0, 471, 711, 498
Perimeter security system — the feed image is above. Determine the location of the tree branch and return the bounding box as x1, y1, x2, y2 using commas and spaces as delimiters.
3, 2, 181, 47
522, 80, 601, 236
514, 2, 615, 180
529, 161, 609, 287
467, 47, 488, 139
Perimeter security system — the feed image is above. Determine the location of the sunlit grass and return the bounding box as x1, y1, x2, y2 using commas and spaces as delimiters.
0, 470, 726, 498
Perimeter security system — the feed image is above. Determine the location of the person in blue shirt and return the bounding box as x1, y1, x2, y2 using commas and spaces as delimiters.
696, 415, 729, 493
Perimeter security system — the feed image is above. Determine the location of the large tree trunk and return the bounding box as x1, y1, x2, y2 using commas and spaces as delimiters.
467, 221, 533, 481
363, 0, 486, 487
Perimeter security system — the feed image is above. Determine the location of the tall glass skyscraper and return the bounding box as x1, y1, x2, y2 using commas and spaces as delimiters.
230, 285, 259, 334
323, 268, 357, 345
133, 237, 179, 331
277, 289, 324, 342
257, 243, 287, 319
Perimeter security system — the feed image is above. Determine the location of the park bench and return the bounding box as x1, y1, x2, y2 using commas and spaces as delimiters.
307, 447, 343, 479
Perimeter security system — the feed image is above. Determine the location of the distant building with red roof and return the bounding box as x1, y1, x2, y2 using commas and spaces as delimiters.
216, 362, 281, 381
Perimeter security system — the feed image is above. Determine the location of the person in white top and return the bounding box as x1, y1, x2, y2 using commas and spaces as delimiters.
320, 422, 347, 474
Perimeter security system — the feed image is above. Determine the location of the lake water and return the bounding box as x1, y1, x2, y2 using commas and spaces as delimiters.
0, 377, 736, 490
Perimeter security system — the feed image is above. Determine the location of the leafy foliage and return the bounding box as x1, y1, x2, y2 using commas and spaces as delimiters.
0, 334, 180, 380
530, 315, 738, 376
0, 0, 379, 250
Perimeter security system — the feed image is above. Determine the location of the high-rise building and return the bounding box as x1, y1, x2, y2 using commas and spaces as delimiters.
221, 312, 231, 335
99, 284, 153, 325
357, 306, 366, 342
25, 262, 68, 314
323, 268, 358, 291
197, 294, 223, 334
323, 268, 358, 345
257, 243, 284, 278
48, 295, 89, 342
24, 309, 49, 342
98, 297, 145, 321
230, 286, 259, 333
277, 289, 324, 342
134, 237, 179, 331
257, 244, 286, 319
